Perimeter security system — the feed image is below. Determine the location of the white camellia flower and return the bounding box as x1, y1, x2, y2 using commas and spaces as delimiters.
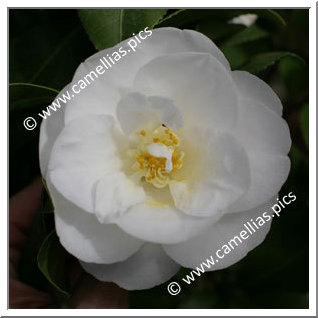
39, 27, 291, 290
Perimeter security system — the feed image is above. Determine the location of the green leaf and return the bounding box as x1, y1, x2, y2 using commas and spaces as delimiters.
279, 56, 308, 99
9, 9, 95, 196
241, 51, 305, 74
226, 9, 286, 27
9, 83, 57, 112
300, 104, 309, 146
78, 9, 167, 50
9, 83, 58, 195
222, 24, 269, 47
10, 10, 95, 90
258, 9, 286, 27
220, 45, 249, 69
197, 20, 244, 42
157, 9, 285, 28
37, 230, 70, 302
9, 83, 56, 152
156, 9, 212, 28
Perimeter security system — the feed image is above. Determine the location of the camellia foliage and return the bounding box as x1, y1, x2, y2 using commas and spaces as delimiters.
9, 9, 309, 309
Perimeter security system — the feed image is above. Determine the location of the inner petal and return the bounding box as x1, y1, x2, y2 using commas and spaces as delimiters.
116, 92, 184, 135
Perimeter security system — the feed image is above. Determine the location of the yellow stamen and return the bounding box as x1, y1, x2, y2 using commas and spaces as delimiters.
137, 155, 144, 169
130, 125, 184, 188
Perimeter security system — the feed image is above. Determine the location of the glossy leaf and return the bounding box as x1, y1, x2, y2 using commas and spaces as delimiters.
197, 20, 244, 42
157, 9, 286, 28
9, 9, 95, 90
223, 24, 269, 46
9, 83, 58, 112
221, 45, 248, 69
279, 56, 308, 99
241, 51, 305, 74
157, 9, 212, 27
9, 83, 57, 195
78, 9, 167, 50
37, 231, 70, 300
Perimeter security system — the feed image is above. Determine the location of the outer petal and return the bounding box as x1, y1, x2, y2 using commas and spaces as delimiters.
228, 153, 290, 213
133, 52, 238, 132
228, 97, 291, 212
39, 84, 70, 176
137, 28, 230, 71
163, 198, 275, 270
169, 127, 250, 217
116, 92, 184, 135
47, 115, 145, 221
232, 70, 283, 115
80, 243, 180, 290
115, 184, 222, 244
235, 97, 291, 155
75, 27, 230, 89
66, 27, 231, 125
47, 180, 144, 264
64, 71, 121, 124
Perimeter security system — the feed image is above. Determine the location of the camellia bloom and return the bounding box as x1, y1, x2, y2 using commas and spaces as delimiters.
39, 27, 291, 290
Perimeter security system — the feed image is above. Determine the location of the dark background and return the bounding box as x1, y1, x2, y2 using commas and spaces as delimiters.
9, 9, 309, 308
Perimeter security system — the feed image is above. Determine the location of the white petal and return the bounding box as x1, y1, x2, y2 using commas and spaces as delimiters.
94, 172, 146, 223
115, 184, 222, 244
228, 153, 290, 213
227, 97, 291, 212
47, 180, 143, 264
180, 29, 230, 70
47, 115, 145, 220
135, 27, 230, 70
78, 27, 230, 89
148, 95, 184, 130
116, 92, 184, 135
232, 70, 283, 115
39, 83, 70, 176
134, 52, 238, 132
65, 27, 230, 124
164, 198, 275, 270
235, 97, 291, 155
80, 243, 180, 290
64, 67, 121, 124
169, 127, 250, 217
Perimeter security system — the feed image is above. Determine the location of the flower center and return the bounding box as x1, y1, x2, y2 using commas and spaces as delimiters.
129, 125, 184, 188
